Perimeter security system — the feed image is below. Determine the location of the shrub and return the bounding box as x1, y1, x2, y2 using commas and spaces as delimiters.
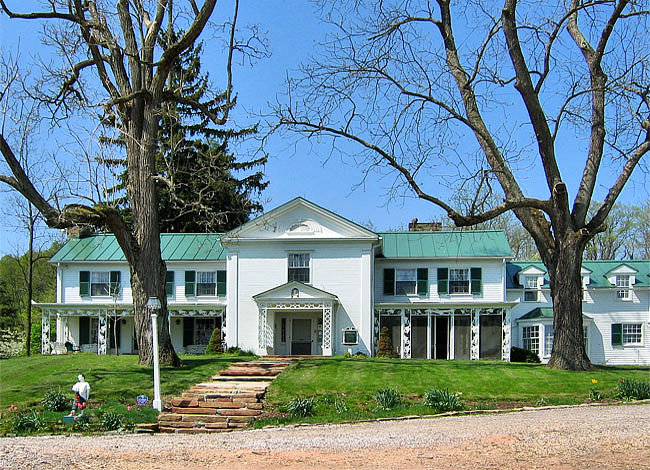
204, 327, 224, 354
616, 378, 650, 400
510, 347, 541, 363
375, 388, 401, 411
376, 326, 398, 358
423, 388, 465, 412
42, 389, 70, 412
12, 411, 44, 434
286, 397, 314, 417
100, 411, 123, 431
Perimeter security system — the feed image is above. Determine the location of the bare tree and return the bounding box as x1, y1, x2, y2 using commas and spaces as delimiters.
584, 202, 638, 260
274, 0, 650, 369
0, 0, 243, 366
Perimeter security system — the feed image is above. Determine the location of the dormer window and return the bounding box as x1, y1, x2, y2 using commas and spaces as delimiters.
616, 275, 631, 300
523, 276, 540, 302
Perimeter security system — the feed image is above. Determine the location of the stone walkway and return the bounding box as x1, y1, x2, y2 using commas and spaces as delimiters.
157, 357, 296, 433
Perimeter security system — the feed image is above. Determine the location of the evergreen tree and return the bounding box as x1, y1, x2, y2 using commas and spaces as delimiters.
106, 33, 267, 233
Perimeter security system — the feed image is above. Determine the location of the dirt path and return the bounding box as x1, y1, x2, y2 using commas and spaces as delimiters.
2, 403, 649, 469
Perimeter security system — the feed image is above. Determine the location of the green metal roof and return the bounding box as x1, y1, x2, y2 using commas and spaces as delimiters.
507, 260, 650, 289
378, 230, 513, 258
51, 233, 226, 262
517, 307, 554, 320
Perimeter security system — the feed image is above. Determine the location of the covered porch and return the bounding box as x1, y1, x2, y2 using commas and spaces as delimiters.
253, 281, 338, 356
373, 305, 513, 361
37, 303, 225, 355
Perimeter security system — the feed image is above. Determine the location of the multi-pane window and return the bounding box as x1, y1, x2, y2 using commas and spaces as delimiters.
288, 253, 310, 282
544, 325, 554, 356
449, 268, 469, 294
523, 276, 540, 302
616, 275, 630, 300
622, 323, 642, 345
522, 325, 539, 355
395, 269, 417, 295
91, 272, 110, 296
196, 272, 216, 296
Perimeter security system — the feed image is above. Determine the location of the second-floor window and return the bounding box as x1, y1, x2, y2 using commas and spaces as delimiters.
616, 275, 630, 300
437, 267, 481, 295
288, 253, 310, 282
197, 272, 216, 296
449, 268, 469, 294
184, 270, 226, 297
383, 268, 428, 296
80, 271, 120, 297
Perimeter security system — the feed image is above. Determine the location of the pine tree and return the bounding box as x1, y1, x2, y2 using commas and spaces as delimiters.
105, 32, 267, 233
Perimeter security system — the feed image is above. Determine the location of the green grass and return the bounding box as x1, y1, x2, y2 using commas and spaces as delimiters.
256, 357, 650, 427
0, 353, 255, 434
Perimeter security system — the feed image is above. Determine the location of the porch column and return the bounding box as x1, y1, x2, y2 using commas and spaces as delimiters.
322, 301, 333, 356
372, 310, 380, 356
98, 311, 107, 355
470, 308, 480, 360
258, 303, 267, 351
41, 310, 51, 354
448, 312, 455, 360
501, 308, 511, 362
402, 310, 411, 359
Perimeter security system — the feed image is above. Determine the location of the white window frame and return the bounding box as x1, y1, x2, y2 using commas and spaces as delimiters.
395, 269, 417, 295
522, 325, 539, 355
523, 276, 541, 302
449, 268, 469, 294
544, 324, 554, 357
524, 290, 539, 302
196, 271, 216, 296
288, 253, 311, 283
90, 271, 110, 297
616, 275, 631, 300
622, 323, 642, 345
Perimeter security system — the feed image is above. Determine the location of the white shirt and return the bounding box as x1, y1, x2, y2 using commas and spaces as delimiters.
72, 381, 90, 401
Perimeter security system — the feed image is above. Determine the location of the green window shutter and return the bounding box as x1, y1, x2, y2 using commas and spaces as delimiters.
471, 267, 482, 295
183, 318, 194, 347
79, 271, 90, 297
185, 271, 195, 297
383, 268, 395, 295
217, 270, 226, 297
110, 271, 121, 296
611, 323, 623, 346
437, 268, 448, 295
166, 271, 175, 297
417, 268, 429, 295
79, 317, 90, 344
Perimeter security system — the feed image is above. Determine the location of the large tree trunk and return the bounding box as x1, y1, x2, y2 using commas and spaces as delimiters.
546, 236, 591, 370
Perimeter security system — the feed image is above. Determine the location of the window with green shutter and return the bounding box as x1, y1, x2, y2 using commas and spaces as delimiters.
217, 270, 226, 297
110, 271, 121, 296
611, 323, 623, 346
166, 271, 175, 297
185, 271, 196, 297
417, 268, 428, 295
383, 268, 395, 295
470, 267, 482, 295
79, 271, 90, 297
437, 268, 448, 295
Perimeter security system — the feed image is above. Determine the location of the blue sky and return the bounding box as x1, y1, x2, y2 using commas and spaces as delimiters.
1, 1, 648, 256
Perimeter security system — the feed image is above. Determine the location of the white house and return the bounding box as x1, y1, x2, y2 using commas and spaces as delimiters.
38, 197, 650, 365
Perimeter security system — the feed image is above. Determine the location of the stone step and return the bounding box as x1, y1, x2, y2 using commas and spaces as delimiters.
219, 368, 283, 377
228, 361, 292, 368
193, 380, 270, 389
212, 374, 276, 381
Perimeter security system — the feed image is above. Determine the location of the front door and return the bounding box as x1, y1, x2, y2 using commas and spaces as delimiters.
291, 319, 312, 355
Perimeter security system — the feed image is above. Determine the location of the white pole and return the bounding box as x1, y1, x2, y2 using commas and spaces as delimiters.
151, 312, 162, 412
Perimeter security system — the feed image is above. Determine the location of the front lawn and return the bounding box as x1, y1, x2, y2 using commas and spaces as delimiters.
258, 357, 650, 427
0, 353, 255, 434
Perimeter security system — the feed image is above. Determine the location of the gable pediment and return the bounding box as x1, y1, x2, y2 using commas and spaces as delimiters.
222, 197, 379, 242
253, 281, 338, 302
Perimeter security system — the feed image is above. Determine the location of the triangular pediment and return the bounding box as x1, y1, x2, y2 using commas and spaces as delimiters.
606, 263, 638, 275
221, 197, 379, 242
518, 265, 546, 275
253, 281, 338, 302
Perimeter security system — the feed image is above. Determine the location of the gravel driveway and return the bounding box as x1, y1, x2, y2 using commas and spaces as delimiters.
2, 403, 649, 469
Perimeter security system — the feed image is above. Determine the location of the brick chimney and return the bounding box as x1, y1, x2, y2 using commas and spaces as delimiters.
408, 218, 442, 232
